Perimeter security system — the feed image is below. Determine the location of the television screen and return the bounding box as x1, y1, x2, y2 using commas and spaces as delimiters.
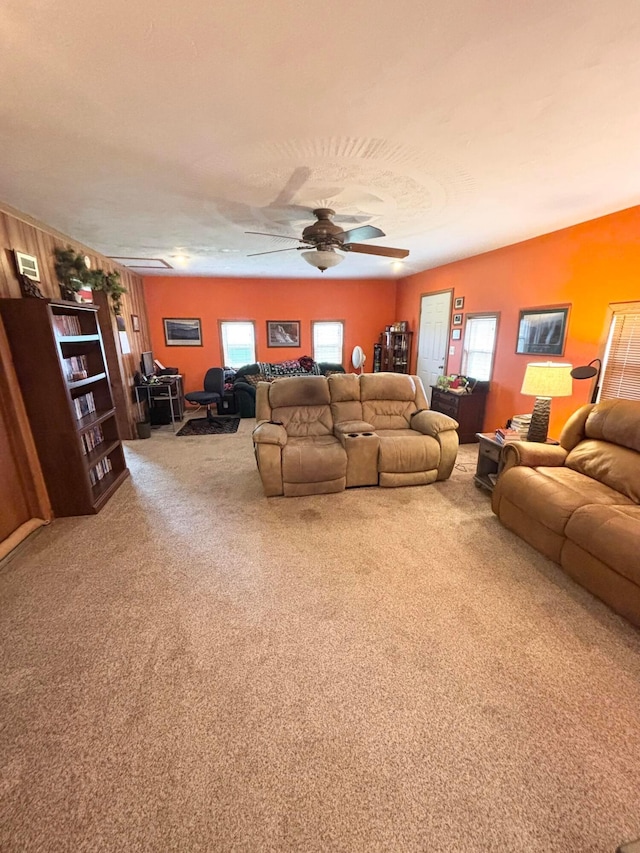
141, 351, 154, 378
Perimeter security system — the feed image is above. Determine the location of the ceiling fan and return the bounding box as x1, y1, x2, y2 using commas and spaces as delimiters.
246, 208, 409, 272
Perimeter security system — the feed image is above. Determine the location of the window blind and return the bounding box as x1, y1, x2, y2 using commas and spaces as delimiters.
313, 321, 344, 364
461, 315, 497, 381
599, 304, 640, 402
221, 322, 256, 369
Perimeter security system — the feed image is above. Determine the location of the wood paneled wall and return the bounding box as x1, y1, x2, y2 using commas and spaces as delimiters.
0, 201, 151, 438
0, 199, 153, 553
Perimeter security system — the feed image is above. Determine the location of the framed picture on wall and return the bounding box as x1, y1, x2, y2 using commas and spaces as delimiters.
267, 320, 300, 347
14, 250, 40, 281
131, 314, 140, 332
454, 297, 464, 310
163, 317, 203, 346
451, 328, 461, 340
516, 306, 570, 356
453, 313, 463, 325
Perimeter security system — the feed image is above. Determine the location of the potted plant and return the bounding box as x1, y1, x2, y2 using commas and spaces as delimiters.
54, 247, 87, 301
53, 247, 127, 314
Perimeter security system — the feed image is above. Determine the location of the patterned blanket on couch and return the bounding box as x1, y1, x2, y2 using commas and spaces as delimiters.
258, 359, 322, 380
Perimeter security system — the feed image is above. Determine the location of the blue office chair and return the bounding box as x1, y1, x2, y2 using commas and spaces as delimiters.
184, 368, 225, 421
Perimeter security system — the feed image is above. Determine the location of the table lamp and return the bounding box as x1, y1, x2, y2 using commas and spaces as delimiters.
521, 361, 573, 442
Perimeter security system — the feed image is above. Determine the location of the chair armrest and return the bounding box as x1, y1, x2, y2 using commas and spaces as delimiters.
252, 421, 287, 446
334, 420, 375, 436
411, 410, 458, 436
501, 442, 568, 472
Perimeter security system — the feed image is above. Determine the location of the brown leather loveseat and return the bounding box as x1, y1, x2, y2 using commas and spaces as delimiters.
252, 373, 459, 497
492, 399, 640, 627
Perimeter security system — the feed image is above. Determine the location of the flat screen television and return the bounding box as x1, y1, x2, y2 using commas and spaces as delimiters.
141, 351, 155, 378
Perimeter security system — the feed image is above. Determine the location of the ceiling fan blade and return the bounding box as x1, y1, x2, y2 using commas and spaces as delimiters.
338, 224, 386, 242
344, 243, 409, 259
247, 247, 301, 257
269, 167, 312, 206
245, 231, 302, 242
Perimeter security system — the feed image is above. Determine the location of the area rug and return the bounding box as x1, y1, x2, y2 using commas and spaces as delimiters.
176, 416, 240, 436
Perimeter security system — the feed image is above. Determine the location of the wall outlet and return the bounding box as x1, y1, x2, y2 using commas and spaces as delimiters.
449, 346, 455, 355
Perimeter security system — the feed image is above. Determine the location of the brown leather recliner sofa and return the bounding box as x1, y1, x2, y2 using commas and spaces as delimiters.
492, 399, 640, 627
252, 372, 459, 497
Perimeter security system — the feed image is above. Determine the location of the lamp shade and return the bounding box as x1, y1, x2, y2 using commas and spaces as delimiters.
301, 249, 345, 272
521, 362, 573, 397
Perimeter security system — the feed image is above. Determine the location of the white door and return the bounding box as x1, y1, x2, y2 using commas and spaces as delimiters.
417, 291, 452, 403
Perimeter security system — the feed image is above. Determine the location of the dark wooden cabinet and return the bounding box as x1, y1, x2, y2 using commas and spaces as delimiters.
0, 298, 129, 516
430, 384, 489, 443
375, 328, 413, 373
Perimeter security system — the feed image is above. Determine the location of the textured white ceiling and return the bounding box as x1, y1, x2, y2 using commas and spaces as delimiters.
2, 0, 640, 278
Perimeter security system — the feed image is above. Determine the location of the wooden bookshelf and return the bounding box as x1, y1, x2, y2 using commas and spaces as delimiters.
0, 298, 129, 516
374, 327, 413, 373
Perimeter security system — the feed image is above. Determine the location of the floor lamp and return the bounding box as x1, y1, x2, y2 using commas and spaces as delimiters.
570, 358, 602, 404
521, 362, 573, 442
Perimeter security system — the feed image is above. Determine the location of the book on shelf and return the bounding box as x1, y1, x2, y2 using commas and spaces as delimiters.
63, 354, 88, 381
88, 456, 112, 486
80, 425, 104, 455
53, 315, 82, 336
73, 391, 96, 420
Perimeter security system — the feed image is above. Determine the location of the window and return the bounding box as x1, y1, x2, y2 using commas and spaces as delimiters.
220, 321, 256, 368
312, 321, 344, 364
461, 314, 498, 381
599, 303, 640, 401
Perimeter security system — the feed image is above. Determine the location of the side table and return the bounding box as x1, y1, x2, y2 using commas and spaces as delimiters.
474, 432, 503, 492
474, 432, 560, 493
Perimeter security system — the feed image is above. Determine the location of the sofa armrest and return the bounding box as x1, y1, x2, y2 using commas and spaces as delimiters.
252, 421, 288, 446
233, 381, 258, 418
411, 410, 459, 436
334, 420, 375, 436
501, 442, 568, 472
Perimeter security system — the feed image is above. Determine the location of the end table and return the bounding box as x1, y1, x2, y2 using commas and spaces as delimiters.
474, 432, 503, 492
474, 432, 560, 493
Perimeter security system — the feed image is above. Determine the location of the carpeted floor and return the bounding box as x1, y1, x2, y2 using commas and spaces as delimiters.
2, 420, 640, 852
176, 415, 240, 436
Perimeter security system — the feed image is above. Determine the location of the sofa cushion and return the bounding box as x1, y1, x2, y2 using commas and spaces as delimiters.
241, 373, 263, 387
328, 373, 360, 401
269, 375, 330, 408
565, 439, 640, 503
362, 399, 417, 430
273, 405, 334, 437
496, 465, 634, 535
329, 373, 364, 426
376, 429, 440, 474
360, 373, 417, 401
282, 436, 347, 484
584, 398, 640, 453
564, 504, 640, 586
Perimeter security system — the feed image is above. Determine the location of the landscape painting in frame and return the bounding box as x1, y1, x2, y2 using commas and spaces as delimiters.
267, 321, 300, 347
516, 306, 569, 356
163, 317, 202, 346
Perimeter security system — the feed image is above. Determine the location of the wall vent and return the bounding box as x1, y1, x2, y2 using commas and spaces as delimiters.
109, 257, 173, 269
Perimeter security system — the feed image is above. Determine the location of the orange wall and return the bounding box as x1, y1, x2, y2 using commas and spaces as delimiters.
396, 204, 640, 437
143, 276, 396, 394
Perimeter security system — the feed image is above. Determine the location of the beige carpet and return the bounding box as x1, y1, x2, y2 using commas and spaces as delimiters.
2, 419, 640, 852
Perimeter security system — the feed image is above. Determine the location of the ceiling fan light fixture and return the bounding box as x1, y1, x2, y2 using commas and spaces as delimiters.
301, 248, 345, 273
